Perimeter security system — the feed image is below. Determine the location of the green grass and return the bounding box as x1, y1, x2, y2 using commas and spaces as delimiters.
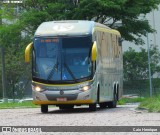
118, 97, 145, 105
2, 97, 159, 112
139, 96, 160, 112
0, 101, 38, 109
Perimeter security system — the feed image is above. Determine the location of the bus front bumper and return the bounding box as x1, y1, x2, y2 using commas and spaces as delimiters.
32, 88, 95, 105
32, 80, 96, 105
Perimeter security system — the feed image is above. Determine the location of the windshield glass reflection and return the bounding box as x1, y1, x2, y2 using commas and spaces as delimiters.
33, 36, 92, 83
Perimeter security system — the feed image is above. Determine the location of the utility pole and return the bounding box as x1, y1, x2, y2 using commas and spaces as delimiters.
152, 10, 157, 47
147, 33, 153, 97
1, 47, 7, 102
0, 1, 2, 26
0, 0, 8, 102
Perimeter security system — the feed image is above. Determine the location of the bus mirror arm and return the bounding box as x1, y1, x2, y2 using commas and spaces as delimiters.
91, 41, 97, 62
118, 37, 123, 46
25, 42, 33, 63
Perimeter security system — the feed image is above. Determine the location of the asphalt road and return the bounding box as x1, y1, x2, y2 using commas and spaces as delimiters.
0, 104, 160, 135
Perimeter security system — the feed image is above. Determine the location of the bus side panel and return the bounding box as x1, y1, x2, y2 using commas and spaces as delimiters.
93, 28, 123, 103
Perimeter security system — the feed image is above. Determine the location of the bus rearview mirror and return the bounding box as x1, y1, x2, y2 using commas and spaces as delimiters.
25, 42, 33, 63
91, 41, 97, 61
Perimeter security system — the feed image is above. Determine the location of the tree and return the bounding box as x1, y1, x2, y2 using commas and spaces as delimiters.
123, 46, 160, 81
1, 0, 160, 98
0, 3, 31, 99
18, 0, 160, 45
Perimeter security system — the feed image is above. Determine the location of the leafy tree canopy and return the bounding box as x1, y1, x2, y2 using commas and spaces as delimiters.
16, 0, 160, 45
123, 46, 160, 81
0, 3, 31, 98
1, 0, 160, 98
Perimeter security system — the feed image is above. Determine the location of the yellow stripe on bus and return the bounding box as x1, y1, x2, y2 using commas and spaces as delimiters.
32, 79, 93, 87
94, 27, 121, 36
33, 99, 94, 105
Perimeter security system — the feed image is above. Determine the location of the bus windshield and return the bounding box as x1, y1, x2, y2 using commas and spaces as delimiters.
33, 36, 92, 83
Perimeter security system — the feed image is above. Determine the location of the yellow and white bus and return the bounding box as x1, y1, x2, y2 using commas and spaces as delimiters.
25, 20, 123, 113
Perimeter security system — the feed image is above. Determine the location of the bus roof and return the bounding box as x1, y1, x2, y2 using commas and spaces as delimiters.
34, 20, 120, 37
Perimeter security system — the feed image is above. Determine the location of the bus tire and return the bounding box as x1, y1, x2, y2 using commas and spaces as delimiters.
89, 87, 99, 111
117, 85, 119, 101
107, 91, 117, 108
100, 102, 107, 108
59, 105, 74, 110
89, 103, 97, 111
41, 105, 48, 113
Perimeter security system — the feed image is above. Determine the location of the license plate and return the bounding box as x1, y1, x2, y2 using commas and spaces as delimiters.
57, 98, 67, 101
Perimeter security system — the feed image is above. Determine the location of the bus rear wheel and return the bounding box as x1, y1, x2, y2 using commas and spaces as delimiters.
99, 102, 107, 108
41, 105, 48, 113
107, 91, 117, 108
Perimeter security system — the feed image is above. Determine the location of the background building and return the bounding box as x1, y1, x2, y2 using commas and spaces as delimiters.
123, 5, 160, 52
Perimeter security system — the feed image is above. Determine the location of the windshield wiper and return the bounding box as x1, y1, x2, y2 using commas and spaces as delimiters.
47, 59, 59, 81
64, 62, 78, 83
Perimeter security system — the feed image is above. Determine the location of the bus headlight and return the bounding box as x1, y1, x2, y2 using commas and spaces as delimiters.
82, 86, 91, 92
33, 86, 45, 92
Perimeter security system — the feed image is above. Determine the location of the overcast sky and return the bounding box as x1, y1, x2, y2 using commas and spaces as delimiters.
123, 5, 160, 52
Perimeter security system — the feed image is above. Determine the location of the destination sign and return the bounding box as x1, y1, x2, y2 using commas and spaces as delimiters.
40, 38, 59, 43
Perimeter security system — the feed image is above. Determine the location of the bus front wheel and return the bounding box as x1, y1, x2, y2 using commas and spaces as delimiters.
89, 103, 97, 111
89, 87, 99, 111
41, 105, 48, 113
